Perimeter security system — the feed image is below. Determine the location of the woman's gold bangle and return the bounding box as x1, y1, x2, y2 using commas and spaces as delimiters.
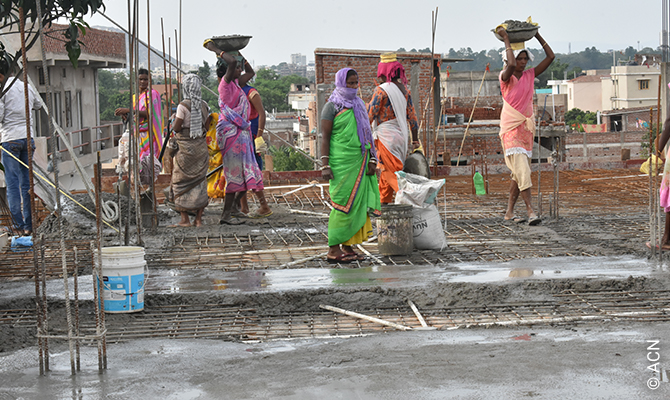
219, 51, 225, 58
506, 47, 512, 51
542, 43, 549, 48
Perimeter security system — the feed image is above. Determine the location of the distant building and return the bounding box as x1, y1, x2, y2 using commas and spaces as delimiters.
566, 70, 610, 112
291, 53, 307, 66
288, 83, 315, 112
602, 64, 660, 111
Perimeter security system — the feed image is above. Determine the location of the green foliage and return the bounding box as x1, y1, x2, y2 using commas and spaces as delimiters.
641, 123, 661, 158
253, 69, 309, 113
269, 145, 313, 171
98, 69, 130, 121
443, 45, 663, 89
564, 108, 598, 131
0, 0, 106, 73
197, 60, 212, 88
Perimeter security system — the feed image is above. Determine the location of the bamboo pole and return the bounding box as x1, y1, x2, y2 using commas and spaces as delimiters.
320, 305, 413, 331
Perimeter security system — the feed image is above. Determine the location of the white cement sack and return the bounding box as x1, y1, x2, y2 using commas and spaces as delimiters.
412, 203, 447, 250
395, 171, 445, 207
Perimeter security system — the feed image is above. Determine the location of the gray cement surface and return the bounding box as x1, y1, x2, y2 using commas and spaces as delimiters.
2, 170, 670, 398
1, 323, 668, 399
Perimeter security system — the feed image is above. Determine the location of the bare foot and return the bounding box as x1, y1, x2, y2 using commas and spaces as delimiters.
193, 220, 203, 227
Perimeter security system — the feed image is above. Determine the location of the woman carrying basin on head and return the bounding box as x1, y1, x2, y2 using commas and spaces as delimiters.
321, 68, 381, 264
497, 25, 554, 226
204, 40, 272, 225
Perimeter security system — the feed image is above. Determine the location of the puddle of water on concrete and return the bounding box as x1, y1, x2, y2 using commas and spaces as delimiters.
449, 255, 654, 283
139, 255, 658, 294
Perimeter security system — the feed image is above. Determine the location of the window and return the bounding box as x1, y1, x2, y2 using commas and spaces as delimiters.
64, 91, 72, 128
639, 79, 650, 90
37, 67, 49, 85
62, 68, 66, 78
53, 92, 62, 127
77, 91, 83, 129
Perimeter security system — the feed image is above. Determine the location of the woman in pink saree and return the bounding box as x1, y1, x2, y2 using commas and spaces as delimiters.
115, 68, 163, 185
497, 26, 554, 226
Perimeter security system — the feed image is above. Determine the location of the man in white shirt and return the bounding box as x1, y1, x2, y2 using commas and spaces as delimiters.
0, 70, 42, 235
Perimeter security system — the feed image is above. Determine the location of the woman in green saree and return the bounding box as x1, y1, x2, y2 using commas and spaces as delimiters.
321, 68, 381, 264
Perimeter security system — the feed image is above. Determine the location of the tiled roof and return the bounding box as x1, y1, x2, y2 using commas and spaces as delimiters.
602, 105, 658, 115
42, 24, 125, 60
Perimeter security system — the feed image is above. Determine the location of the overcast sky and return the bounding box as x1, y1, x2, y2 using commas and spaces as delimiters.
88, 0, 664, 68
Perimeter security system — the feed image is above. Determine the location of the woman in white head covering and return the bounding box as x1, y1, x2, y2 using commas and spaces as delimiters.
165, 73, 212, 227
497, 26, 554, 226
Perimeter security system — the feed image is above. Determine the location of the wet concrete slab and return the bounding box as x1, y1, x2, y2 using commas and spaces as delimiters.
0, 322, 668, 399
0, 255, 662, 302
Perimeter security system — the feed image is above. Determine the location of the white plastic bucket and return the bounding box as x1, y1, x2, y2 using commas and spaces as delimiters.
99, 246, 146, 313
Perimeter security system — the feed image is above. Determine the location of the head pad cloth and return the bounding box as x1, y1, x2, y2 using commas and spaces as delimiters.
501, 48, 535, 65
182, 73, 204, 138
377, 52, 408, 86
328, 68, 376, 158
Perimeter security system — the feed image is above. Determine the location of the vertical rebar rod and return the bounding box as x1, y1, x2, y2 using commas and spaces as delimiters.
21, 5, 48, 373
174, 29, 180, 104
146, 0, 157, 229
60, 236, 75, 375
133, 0, 143, 245
95, 153, 108, 370
125, 0, 134, 246
17, 8, 37, 242
39, 236, 49, 372
73, 247, 81, 371
553, 137, 560, 220
179, 0, 183, 103
34, 234, 44, 375
649, 107, 657, 258
90, 240, 103, 371
657, 77, 663, 260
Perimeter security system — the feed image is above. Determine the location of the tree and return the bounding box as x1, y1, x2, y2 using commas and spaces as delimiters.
198, 60, 212, 88
98, 70, 130, 121
253, 69, 309, 113
269, 145, 313, 171
564, 108, 598, 131
0, 0, 106, 75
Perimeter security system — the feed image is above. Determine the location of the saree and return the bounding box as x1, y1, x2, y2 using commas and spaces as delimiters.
328, 109, 381, 246
133, 89, 164, 160
661, 145, 670, 212
370, 83, 410, 203
216, 78, 264, 193
167, 100, 209, 212
499, 69, 535, 157
205, 112, 226, 198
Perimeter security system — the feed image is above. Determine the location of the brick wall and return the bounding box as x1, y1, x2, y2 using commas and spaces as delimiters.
315, 49, 437, 127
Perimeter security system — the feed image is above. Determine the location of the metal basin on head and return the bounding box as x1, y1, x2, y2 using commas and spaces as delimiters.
209, 35, 252, 52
